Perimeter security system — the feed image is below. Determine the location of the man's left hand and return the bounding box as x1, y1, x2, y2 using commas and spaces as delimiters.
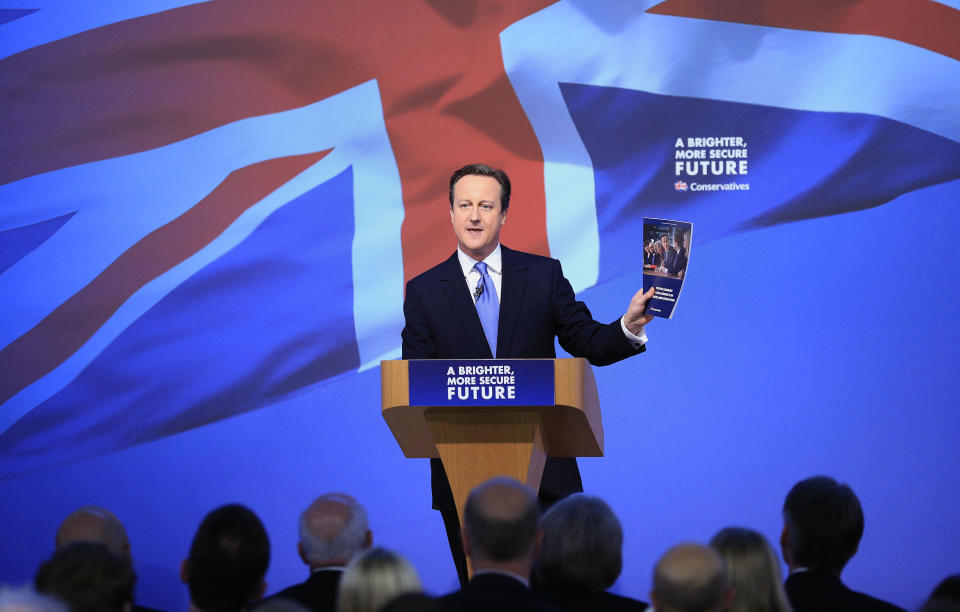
623, 287, 656, 334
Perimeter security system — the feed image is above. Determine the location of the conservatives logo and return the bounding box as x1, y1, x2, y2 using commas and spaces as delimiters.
674, 180, 688, 191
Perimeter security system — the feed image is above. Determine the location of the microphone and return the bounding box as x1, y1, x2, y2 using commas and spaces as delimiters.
474, 280, 484, 302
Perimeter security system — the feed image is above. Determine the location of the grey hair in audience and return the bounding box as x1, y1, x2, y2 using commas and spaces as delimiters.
710, 527, 792, 612
0, 586, 68, 612
299, 494, 368, 564
336, 547, 422, 612
35, 542, 135, 612
534, 494, 623, 591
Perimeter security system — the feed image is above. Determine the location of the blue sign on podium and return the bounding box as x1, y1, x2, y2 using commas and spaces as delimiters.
408, 359, 555, 407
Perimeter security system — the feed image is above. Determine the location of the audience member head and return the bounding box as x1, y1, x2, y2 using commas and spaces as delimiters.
534, 493, 623, 591
182, 504, 270, 612
931, 576, 960, 603
921, 575, 960, 612
462, 477, 540, 576
781, 475, 863, 575
709, 527, 791, 612
55, 506, 130, 560
0, 587, 68, 612
34, 542, 135, 612
335, 547, 422, 612
652, 543, 732, 612
298, 493, 371, 568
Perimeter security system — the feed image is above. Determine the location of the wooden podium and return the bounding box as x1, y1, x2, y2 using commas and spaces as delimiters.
380, 358, 604, 536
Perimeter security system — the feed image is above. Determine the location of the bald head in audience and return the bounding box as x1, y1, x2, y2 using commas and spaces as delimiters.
651, 543, 732, 612
462, 477, 540, 578
55, 506, 130, 560
298, 493, 372, 568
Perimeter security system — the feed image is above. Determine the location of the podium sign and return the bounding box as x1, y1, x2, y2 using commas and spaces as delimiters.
408, 359, 555, 407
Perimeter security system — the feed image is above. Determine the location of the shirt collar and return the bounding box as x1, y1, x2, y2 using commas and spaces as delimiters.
472, 568, 529, 588
457, 244, 502, 277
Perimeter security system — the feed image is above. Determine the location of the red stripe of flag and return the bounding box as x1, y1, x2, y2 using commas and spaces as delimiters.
0, 0, 555, 286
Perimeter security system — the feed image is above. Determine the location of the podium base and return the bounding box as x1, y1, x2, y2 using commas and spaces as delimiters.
426, 410, 547, 578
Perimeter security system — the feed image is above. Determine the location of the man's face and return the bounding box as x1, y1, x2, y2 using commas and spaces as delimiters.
450, 174, 506, 260
661, 236, 670, 251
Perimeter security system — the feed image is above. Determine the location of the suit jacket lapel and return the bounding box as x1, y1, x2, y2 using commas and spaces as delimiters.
497, 246, 526, 358
441, 252, 492, 357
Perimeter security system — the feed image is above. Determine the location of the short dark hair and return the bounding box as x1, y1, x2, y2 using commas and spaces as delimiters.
534, 494, 623, 591
783, 476, 863, 574
448, 163, 511, 211
463, 479, 538, 562
35, 542, 135, 612
186, 504, 270, 612
930, 574, 960, 603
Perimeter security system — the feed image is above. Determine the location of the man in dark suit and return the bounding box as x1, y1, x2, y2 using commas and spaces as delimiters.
659, 234, 675, 272
667, 231, 688, 277
401, 163, 656, 584
439, 477, 559, 612
780, 476, 906, 612
267, 493, 372, 612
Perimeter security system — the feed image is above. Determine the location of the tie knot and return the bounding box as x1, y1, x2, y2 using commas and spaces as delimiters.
474, 262, 488, 276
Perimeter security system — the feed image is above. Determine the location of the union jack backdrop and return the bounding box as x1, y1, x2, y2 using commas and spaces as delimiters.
1, 1, 958, 607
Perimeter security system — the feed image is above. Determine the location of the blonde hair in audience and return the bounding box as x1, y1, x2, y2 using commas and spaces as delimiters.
336, 547, 422, 612
710, 527, 792, 612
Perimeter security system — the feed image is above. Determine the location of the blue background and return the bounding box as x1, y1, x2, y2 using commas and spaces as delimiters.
3, 178, 957, 611
1, 3, 959, 611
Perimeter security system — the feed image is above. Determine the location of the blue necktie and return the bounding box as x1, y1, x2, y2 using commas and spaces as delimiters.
473, 262, 499, 356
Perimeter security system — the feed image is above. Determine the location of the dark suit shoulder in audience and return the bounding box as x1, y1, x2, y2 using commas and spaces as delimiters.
267, 569, 342, 612
381, 593, 448, 612
440, 573, 560, 612
534, 585, 648, 612
785, 570, 905, 612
